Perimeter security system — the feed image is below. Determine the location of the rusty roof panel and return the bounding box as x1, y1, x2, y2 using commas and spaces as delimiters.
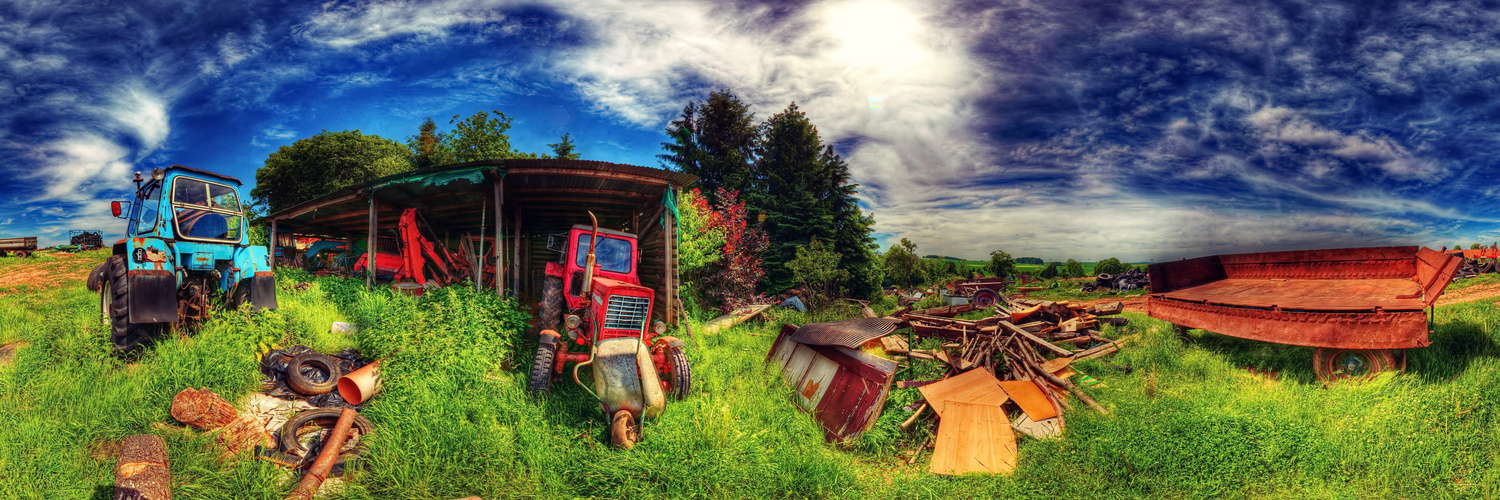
766, 324, 896, 443
787, 318, 899, 348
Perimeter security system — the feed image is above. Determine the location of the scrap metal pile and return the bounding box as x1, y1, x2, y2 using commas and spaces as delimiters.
766, 295, 1131, 476
1442, 246, 1499, 280
347, 207, 496, 289
1081, 267, 1149, 293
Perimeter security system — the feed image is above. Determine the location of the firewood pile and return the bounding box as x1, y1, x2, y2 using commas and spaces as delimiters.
885, 296, 1132, 475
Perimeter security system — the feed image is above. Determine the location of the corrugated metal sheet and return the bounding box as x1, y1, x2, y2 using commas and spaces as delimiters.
766, 324, 897, 443
787, 318, 900, 348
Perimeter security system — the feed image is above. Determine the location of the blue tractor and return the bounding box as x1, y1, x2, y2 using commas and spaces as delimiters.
91, 165, 277, 351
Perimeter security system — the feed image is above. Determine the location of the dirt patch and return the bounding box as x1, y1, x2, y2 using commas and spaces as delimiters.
1437, 281, 1500, 306
0, 257, 94, 293
86, 438, 121, 461
0, 342, 27, 367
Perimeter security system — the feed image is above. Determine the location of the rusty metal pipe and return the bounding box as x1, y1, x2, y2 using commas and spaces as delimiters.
284, 408, 357, 500
581, 211, 600, 296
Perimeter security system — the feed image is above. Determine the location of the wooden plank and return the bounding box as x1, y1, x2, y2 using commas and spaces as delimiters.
930, 402, 1016, 476
702, 304, 773, 334
879, 336, 909, 354
998, 321, 1074, 357
997, 380, 1059, 421
917, 368, 1010, 418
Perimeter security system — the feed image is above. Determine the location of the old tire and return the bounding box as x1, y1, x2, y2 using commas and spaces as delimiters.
14, 250, 28, 258
106, 255, 162, 352
609, 410, 639, 449
527, 341, 557, 396
662, 345, 692, 400
286, 353, 341, 395
539, 276, 563, 332
279, 408, 374, 456
1313, 348, 1395, 383
973, 290, 998, 307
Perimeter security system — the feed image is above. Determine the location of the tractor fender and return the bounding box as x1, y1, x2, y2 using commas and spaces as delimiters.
538, 329, 562, 345
125, 238, 178, 324
652, 336, 686, 351
545, 261, 566, 277
249, 272, 278, 311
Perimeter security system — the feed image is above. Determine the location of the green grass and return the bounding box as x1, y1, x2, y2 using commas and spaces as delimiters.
2, 254, 1499, 498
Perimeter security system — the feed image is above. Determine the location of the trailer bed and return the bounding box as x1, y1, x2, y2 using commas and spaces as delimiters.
1148, 246, 1460, 350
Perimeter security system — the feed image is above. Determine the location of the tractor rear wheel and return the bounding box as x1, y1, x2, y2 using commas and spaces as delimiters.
1313, 348, 1395, 383
527, 340, 557, 396
609, 410, 639, 449
105, 255, 163, 352
661, 345, 691, 400
539, 276, 563, 332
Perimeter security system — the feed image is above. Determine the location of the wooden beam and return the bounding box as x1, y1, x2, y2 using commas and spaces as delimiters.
281, 192, 366, 220
269, 219, 277, 271
367, 194, 376, 291
503, 167, 671, 186
494, 177, 503, 297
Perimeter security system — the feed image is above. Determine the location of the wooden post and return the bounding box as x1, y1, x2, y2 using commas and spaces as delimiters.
269, 219, 277, 270
367, 194, 376, 291
501, 177, 513, 295
663, 201, 674, 325
513, 209, 520, 295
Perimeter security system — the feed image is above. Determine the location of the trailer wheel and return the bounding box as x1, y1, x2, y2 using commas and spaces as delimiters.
1313, 348, 1395, 383
527, 340, 557, 396
14, 250, 29, 258
105, 255, 163, 352
609, 409, 639, 449
539, 276, 564, 332
661, 345, 692, 400
973, 290, 998, 307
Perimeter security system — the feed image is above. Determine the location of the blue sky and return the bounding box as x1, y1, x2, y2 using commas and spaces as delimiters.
4, 0, 1500, 262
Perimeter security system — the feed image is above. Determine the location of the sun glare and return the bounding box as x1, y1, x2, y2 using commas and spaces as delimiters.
824, 0, 926, 70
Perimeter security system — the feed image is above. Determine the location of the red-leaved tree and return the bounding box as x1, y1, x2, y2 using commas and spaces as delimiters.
698, 188, 769, 312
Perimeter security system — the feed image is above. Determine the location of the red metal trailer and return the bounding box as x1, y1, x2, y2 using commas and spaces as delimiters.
1147, 246, 1461, 382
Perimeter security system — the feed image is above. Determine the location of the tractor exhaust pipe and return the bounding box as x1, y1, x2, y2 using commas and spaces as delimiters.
582, 211, 600, 296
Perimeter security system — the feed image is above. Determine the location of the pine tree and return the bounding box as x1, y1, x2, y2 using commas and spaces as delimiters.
657, 90, 757, 206
549, 133, 580, 159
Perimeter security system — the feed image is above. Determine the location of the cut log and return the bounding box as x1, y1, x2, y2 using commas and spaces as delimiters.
116, 434, 171, 500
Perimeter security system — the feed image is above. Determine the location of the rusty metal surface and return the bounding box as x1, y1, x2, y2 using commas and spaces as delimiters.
1147, 246, 1455, 349
1159, 278, 1427, 311
787, 318, 899, 348
1148, 298, 1430, 349
766, 324, 897, 443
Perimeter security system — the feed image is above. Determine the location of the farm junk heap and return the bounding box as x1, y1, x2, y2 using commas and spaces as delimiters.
765, 296, 1131, 476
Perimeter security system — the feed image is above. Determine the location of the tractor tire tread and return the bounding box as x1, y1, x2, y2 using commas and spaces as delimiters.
539, 276, 564, 332
527, 341, 557, 396
664, 345, 692, 400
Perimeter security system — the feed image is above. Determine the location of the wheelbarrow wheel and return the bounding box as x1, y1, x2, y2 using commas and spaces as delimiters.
609, 410, 639, 449
661, 345, 691, 400
527, 340, 557, 396
1313, 348, 1395, 383
538, 276, 563, 332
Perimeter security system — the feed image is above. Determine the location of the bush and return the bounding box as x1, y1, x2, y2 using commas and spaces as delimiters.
1094, 257, 1129, 276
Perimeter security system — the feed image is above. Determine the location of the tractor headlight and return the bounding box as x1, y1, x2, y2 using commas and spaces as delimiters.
564, 314, 582, 329
150, 167, 165, 181
653, 320, 667, 335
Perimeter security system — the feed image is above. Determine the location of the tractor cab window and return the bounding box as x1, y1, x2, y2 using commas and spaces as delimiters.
133, 182, 161, 234
575, 235, 632, 274
171, 178, 242, 242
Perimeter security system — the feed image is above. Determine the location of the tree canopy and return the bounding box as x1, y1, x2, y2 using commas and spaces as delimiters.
252, 130, 411, 214
884, 238, 922, 288
1094, 257, 1129, 275
986, 250, 1018, 278
549, 133, 580, 160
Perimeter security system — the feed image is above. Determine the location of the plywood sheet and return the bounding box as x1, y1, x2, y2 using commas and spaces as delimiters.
930, 402, 1016, 476
997, 380, 1059, 421
918, 368, 1009, 418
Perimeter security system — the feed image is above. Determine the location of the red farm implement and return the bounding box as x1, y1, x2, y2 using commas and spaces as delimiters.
1147, 246, 1460, 383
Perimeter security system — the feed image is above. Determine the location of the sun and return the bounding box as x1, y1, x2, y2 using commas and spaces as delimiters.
823, 0, 927, 71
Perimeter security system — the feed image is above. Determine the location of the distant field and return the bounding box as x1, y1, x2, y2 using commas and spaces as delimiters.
931, 259, 1147, 276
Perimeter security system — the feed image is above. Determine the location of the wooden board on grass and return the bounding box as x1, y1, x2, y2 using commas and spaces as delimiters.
930, 401, 1016, 476
997, 380, 1060, 421
917, 368, 1009, 417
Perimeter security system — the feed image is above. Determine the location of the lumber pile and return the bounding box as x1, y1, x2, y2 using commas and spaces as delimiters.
889, 296, 1133, 475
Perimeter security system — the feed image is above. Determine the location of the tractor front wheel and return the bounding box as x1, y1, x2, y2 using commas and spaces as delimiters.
539, 276, 563, 332
661, 345, 692, 400
609, 410, 639, 449
105, 255, 163, 352
527, 340, 557, 396
1313, 347, 1396, 383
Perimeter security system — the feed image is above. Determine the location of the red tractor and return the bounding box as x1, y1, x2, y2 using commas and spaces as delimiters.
527, 213, 691, 448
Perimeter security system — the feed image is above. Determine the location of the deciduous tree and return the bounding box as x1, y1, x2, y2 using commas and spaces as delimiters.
986, 250, 1018, 278
253, 130, 411, 214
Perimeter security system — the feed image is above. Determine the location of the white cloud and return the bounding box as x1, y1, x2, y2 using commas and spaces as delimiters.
1247, 105, 1443, 181
299, 0, 507, 48
251, 123, 297, 147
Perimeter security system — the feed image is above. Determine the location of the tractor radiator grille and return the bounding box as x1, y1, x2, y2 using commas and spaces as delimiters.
603, 295, 651, 331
